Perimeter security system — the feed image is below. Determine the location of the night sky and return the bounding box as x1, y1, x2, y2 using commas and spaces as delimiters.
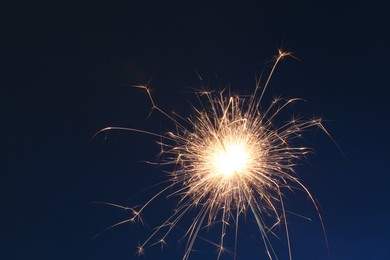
4, 1, 390, 259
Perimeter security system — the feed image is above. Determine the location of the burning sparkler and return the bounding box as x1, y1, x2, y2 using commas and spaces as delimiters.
94, 50, 330, 259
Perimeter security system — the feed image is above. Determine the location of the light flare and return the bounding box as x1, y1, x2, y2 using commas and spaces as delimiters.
94, 50, 331, 260
212, 141, 250, 178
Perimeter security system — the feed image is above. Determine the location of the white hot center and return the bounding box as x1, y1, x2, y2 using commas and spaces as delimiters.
213, 142, 249, 178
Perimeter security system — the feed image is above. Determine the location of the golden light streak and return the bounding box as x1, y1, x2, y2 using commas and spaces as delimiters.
95, 50, 331, 259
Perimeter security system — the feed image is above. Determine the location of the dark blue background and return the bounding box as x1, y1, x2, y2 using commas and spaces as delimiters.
3, 0, 390, 259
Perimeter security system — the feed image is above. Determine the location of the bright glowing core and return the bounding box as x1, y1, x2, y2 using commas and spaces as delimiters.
213, 142, 249, 178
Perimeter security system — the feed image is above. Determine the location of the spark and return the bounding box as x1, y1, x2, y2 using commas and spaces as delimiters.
95, 50, 331, 259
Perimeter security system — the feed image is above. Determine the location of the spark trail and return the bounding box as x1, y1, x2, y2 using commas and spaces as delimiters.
95, 50, 330, 259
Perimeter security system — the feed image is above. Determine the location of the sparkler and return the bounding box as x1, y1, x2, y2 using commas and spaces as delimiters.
95, 50, 330, 259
